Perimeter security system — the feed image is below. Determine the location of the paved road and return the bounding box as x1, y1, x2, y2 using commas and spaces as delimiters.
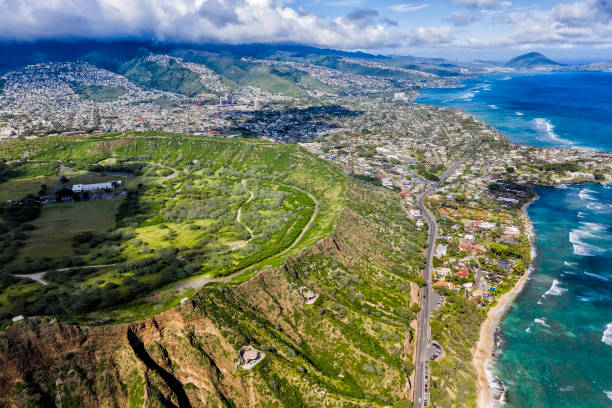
413, 158, 465, 408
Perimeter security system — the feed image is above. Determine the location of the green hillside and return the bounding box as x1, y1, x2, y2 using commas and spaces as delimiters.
173, 50, 334, 96
118, 58, 209, 96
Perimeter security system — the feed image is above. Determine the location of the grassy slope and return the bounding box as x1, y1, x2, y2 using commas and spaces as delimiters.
172, 50, 334, 96
118, 59, 209, 96
19, 199, 123, 261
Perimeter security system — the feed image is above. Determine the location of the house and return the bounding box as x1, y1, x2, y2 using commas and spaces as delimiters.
72, 181, 121, 193
504, 226, 520, 236
433, 281, 455, 290
435, 244, 447, 259
456, 269, 470, 277
436, 267, 451, 278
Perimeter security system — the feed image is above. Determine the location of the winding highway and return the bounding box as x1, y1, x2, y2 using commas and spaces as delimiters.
413, 158, 465, 408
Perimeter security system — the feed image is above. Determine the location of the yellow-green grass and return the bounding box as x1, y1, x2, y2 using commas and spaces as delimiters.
123, 219, 220, 259
18, 198, 123, 262
0, 281, 43, 307
0, 176, 57, 201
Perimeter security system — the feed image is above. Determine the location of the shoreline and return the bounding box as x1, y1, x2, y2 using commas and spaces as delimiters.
473, 196, 539, 408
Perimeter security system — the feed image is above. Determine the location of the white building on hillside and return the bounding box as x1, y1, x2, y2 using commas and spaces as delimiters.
72, 181, 121, 192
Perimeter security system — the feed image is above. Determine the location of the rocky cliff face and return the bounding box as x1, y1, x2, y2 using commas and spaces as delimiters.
1, 187, 425, 407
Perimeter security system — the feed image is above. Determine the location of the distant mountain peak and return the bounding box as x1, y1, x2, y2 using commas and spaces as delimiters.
505, 52, 563, 68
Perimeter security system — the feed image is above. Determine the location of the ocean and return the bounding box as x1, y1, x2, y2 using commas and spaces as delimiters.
416, 72, 612, 152
416, 72, 612, 407
497, 184, 612, 407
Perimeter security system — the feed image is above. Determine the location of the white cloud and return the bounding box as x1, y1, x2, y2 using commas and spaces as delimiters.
0, 0, 609, 52
458, 0, 612, 48
390, 3, 430, 12
0, 0, 452, 50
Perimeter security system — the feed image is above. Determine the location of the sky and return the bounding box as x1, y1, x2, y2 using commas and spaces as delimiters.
1, 0, 611, 61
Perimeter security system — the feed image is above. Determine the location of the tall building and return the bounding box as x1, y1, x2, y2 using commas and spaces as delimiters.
220, 94, 233, 106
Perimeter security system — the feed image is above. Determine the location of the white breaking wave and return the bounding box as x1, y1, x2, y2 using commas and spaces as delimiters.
584, 271, 610, 281
577, 211, 586, 218
605, 390, 612, 401
460, 91, 475, 100
603, 323, 612, 346
515, 111, 524, 116
563, 261, 577, 267
569, 222, 606, 256
544, 279, 567, 296
587, 202, 612, 212
532, 118, 572, 144
534, 318, 551, 328
578, 188, 598, 201
489, 104, 499, 109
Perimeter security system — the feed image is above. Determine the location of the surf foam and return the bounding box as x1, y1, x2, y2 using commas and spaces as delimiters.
569, 222, 605, 256
578, 188, 598, 201
544, 279, 567, 296
584, 271, 610, 282
603, 323, 612, 346
533, 118, 572, 144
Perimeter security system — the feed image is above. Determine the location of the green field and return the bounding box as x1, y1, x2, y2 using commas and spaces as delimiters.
18, 198, 123, 261
0, 175, 57, 201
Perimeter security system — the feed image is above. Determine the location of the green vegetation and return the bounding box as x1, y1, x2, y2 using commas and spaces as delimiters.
0, 131, 428, 407
0, 132, 347, 323
429, 287, 486, 408
173, 50, 333, 97
75, 85, 127, 102
18, 198, 123, 262
118, 59, 209, 96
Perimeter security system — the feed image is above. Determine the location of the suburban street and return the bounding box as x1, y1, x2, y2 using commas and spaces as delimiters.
413, 158, 465, 408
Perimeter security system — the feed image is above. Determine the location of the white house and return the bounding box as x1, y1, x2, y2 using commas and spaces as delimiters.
72, 181, 121, 193
435, 244, 448, 259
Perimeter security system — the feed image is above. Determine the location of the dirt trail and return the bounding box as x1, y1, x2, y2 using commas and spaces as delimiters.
229, 179, 255, 249
169, 185, 319, 292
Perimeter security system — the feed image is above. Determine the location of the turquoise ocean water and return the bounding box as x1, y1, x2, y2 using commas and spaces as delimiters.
416, 73, 612, 406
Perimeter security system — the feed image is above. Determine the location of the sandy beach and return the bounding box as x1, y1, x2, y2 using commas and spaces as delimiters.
473, 198, 538, 408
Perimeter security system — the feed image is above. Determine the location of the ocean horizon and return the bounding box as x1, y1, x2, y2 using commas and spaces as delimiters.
417, 72, 612, 407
